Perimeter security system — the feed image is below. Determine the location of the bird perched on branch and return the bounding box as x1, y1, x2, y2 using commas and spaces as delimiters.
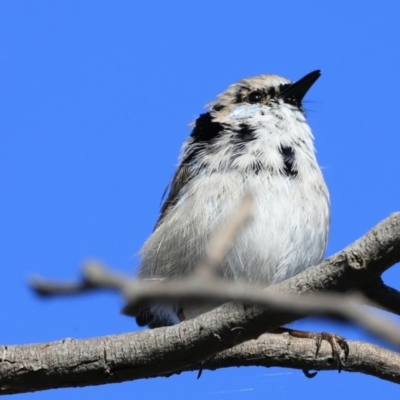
132, 71, 330, 329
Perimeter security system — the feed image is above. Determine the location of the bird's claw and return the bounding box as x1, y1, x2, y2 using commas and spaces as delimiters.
302, 369, 318, 378
311, 332, 349, 373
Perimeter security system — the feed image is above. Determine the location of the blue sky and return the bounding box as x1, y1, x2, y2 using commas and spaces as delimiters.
1, 1, 400, 398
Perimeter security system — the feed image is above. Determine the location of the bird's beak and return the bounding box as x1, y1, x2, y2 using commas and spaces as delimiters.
280, 70, 321, 104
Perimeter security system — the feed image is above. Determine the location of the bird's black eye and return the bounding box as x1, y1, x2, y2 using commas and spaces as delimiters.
247, 91, 263, 104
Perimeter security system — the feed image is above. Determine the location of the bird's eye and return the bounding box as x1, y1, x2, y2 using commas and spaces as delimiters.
247, 91, 263, 104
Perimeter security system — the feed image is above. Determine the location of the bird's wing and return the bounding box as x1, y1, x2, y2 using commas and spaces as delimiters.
155, 111, 224, 231
132, 112, 221, 328
154, 153, 197, 230
129, 158, 197, 328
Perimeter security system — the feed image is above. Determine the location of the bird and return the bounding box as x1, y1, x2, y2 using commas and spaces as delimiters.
131, 70, 330, 329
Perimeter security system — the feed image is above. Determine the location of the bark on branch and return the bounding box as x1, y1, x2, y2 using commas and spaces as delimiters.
1, 334, 399, 395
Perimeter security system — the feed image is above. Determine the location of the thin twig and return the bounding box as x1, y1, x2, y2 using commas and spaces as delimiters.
30, 260, 129, 296
29, 277, 94, 296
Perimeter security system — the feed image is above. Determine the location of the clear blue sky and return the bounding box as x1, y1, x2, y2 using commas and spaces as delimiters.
1, 1, 399, 398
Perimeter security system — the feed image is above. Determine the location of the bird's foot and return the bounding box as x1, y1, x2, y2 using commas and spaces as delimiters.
273, 327, 349, 374
309, 331, 349, 372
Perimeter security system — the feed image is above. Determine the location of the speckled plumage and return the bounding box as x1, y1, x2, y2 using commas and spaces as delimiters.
133, 71, 330, 328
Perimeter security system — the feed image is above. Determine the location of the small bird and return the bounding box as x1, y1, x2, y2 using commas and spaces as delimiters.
133, 70, 330, 329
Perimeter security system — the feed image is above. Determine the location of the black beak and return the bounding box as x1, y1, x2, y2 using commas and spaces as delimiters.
280, 70, 321, 106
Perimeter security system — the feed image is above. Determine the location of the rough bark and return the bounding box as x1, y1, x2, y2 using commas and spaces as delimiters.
1, 334, 399, 395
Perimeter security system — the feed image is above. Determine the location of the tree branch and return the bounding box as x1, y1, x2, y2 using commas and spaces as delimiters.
1, 333, 399, 395
206, 335, 400, 384
30, 261, 130, 296
362, 278, 400, 316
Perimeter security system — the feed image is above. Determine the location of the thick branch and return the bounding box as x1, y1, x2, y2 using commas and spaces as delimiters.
207, 335, 400, 384
1, 333, 399, 395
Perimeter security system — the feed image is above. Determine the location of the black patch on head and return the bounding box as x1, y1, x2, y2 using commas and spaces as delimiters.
268, 87, 276, 98
235, 84, 286, 105
235, 91, 244, 104
234, 84, 252, 104
237, 123, 257, 142
280, 146, 298, 177
191, 112, 224, 142
212, 103, 225, 111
